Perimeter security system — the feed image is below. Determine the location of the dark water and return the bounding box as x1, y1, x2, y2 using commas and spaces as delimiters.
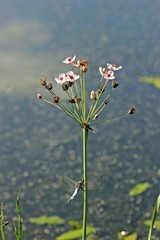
0, 0, 160, 239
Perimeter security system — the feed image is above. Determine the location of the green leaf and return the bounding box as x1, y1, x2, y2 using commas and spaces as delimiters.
129, 182, 150, 197
29, 215, 65, 225
118, 232, 138, 240
139, 76, 160, 89
157, 169, 160, 176
67, 220, 82, 229
56, 226, 96, 240
144, 220, 160, 229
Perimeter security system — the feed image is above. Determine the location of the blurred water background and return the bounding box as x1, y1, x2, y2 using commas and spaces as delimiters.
0, 0, 160, 239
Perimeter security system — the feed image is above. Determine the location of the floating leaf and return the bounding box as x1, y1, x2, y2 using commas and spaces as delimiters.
157, 169, 160, 176
144, 220, 160, 229
139, 76, 160, 89
56, 226, 96, 240
29, 215, 65, 225
129, 182, 150, 197
67, 220, 81, 229
118, 232, 138, 240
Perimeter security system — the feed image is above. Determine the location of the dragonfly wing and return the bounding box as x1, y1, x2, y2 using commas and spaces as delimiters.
64, 176, 77, 187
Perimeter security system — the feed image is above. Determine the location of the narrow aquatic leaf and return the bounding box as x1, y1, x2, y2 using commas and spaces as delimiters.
146, 195, 160, 240
56, 226, 96, 240
0, 203, 5, 240
29, 215, 65, 225
14, 191, 23, 240
129, 182, 150, 197
139, 76, 160, 89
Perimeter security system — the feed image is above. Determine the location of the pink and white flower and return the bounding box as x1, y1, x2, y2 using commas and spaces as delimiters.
99, 67, 106, 77
107, 63, 122, 71
55, 73, 67, 84
99, 67, 115, 80
66, 71, 80, 82
104, 70, 115, 80
62, 55, 76, 64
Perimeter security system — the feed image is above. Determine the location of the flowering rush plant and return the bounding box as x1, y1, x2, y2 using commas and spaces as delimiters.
37, 55, 135, 239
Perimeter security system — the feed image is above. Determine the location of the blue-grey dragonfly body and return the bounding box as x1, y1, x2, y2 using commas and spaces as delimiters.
64, 176, 84, 203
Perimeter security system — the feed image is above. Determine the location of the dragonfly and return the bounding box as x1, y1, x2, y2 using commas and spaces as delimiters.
63, 175, 103, 203
64, 176, 84, 203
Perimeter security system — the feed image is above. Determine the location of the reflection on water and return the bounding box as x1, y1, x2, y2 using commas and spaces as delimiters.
0, 0, 160, 239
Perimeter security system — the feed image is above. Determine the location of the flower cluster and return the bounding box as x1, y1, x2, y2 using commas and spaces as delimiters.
37, 55, 135, 132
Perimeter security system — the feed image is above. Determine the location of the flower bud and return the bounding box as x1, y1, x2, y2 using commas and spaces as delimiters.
40, 78, 46, 86
68, 98, 76, 103
90, 90, 98, 100
74, 97, 81, 103
104, 99, 109, 105
112, 80, 119, 88
46, 83, 53, 90
52, 96, 60, 103
127, 107, 135, 114
97, 86, 105, 93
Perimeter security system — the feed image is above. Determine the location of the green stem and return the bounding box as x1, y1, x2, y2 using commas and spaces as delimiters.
82, 127, 88, 240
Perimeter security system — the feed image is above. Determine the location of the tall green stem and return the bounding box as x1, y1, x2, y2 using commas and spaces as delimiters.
82, 127, 88, 240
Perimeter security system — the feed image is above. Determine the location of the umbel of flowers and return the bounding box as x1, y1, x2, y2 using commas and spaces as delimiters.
37, 55, 135, 131
37, 55, 135, 240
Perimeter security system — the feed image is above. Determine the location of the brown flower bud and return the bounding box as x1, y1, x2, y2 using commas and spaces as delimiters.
104, 99, 109, 105
74, 97, 81, 103
112, 80, 119, 88
46, 83, 53, 90
97, 86, 105, 93
40, 78, 46, 86
68, 98, 76, 103
52, 96, 60, 103
90, 90, 98, 100
127, 107, 135, 114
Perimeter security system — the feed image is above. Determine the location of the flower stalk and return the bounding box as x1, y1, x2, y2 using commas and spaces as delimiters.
82, 126, 88, 240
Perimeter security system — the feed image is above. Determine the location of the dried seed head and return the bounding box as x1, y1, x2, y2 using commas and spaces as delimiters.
97, 86, 105, 93
77, 60, 88, 72
40, 78, 46, 86
90, 90, 98, 100
62, 83, 69, 91
46, 83, 53, 90
128, 107, 136, 114
112, 80, 119, 88
52, 96, 60, 103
